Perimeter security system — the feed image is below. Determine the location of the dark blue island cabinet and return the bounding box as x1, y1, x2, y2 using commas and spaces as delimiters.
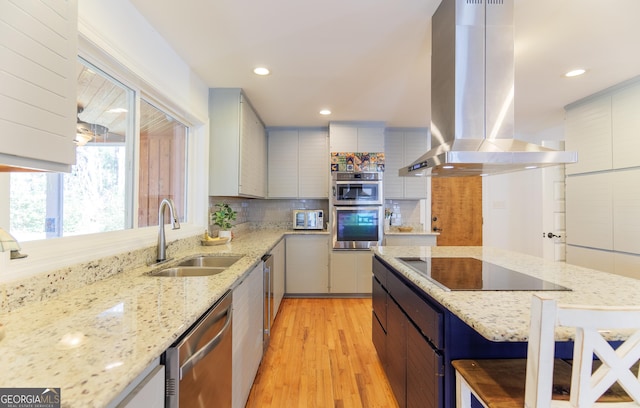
372, 255, 574, 408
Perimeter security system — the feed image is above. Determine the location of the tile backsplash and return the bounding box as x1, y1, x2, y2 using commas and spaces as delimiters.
209, 197, 425, 231
209, 197, 329, 231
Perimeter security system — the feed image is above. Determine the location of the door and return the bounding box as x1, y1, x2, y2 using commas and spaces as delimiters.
542, 141, 568, 261
431, 177, 482, 246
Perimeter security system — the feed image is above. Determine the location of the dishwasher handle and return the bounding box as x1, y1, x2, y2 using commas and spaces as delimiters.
180, 305, 232, 379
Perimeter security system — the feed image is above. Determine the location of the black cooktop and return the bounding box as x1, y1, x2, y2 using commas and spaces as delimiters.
396, 257, 571, 291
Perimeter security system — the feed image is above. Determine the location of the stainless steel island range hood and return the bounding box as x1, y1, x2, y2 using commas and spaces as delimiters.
400, 0, 577, 178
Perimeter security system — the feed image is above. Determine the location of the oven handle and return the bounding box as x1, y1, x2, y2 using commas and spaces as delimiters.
180, 305, 233, 379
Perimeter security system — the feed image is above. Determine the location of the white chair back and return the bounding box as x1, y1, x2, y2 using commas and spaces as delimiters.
525, 294, 640, 407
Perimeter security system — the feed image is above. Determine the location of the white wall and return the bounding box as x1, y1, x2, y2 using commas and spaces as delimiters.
482, 125, 565, 257
78, 0, 209, 124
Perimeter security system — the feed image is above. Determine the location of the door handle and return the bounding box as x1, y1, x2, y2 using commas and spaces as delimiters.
433, 227, 443, 232
545, 232, 561, 239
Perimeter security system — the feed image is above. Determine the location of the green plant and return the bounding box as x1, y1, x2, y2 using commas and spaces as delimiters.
213, 202, 237, 230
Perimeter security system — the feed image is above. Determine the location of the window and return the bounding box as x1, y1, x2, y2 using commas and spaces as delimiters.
9, 57, 189, 242
138, 100, 188, 227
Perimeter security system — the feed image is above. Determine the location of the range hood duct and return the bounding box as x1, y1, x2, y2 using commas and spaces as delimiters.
400, 0, 577, 177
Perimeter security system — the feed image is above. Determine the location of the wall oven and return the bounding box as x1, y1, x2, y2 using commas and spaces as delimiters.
332, 171, 383, 205
331, 171, 384, 250
332, 206, 383, 250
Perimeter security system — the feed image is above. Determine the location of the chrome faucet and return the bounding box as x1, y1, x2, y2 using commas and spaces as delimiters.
157, 198, 180, 262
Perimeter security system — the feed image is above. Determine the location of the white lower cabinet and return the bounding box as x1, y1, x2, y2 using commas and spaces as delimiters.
232, 263, 264, 408
271, 238, 286, 318
329, 251, 372, 294
285, 235, 329, 294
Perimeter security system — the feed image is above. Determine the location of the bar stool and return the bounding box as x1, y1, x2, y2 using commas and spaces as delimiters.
453, 294, 640, 407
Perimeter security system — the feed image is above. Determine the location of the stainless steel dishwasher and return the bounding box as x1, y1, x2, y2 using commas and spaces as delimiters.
165, 290, 232, 408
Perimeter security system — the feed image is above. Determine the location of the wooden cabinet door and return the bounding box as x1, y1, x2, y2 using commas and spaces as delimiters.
407, 322, 443, 408
386, 298, 407, 408
431, 177, 482, 246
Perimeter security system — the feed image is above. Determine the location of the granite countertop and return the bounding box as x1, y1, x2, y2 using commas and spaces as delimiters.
373, 246, 640, 343
0, 228, 326, 408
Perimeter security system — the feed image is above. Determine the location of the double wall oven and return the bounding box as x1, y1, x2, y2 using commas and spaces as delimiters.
331, 172, 384, 250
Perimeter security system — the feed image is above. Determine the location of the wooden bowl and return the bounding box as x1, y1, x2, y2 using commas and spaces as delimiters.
398, 226, 413, 232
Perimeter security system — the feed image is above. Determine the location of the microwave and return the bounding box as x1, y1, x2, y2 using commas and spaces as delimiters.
331, 172, 383, 206
293, 210, 324, 230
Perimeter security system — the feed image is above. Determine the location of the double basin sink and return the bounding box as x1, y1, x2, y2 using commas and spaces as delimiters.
150, 255, 242, 277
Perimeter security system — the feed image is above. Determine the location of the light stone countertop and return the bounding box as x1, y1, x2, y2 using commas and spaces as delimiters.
0, 228, 326, 408
373, 245, 640, 343
4, 237, 638, 407
383, 230, 439, 236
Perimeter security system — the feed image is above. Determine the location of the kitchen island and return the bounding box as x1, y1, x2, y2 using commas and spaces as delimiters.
371, 245, 640, 408
0, 227, 326, 408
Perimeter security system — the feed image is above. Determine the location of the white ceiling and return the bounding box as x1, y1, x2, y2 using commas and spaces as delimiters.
129, 0, 640, 137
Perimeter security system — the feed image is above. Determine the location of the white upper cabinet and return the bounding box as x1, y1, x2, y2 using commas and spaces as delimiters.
612, 82, 640, 169
613, 169, 640, 255
329, 122, 385, 153
384, 129, 429, 199
565, 95, 612, 175
566, 173, 613, 250
267, 129, 298, 198
209, 89, 266, 197
0, 0, 78, 172
299, 129, 329, 197
267, 128, 328, 198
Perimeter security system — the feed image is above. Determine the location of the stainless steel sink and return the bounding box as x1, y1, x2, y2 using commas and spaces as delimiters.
177, 255, 242, 268
151, 267, 228, 277
150, 255, 243, 277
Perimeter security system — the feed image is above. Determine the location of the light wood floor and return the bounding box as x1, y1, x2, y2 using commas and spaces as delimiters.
245, 297, 398, 408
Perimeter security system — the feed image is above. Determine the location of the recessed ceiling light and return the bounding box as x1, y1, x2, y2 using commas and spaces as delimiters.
525, 165, 538, 169
319, 109, 331, 115
565, 69, 586, 78
253, 67, 270, 76
107, 108, 128, 113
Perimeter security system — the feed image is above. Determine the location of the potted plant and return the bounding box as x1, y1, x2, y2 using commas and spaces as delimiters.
213, 202, 237, 240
